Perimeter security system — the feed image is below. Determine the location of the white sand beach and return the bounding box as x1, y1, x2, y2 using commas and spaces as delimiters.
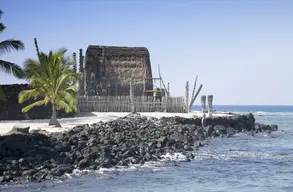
0, 111, 233, 135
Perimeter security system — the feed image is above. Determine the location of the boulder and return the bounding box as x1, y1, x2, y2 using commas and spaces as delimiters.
270, 124, 278, 131
213, 125, 227, 135
7, 125, 30, 135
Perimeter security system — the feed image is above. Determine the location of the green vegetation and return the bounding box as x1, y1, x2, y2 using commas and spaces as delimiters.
0, 9, 25, 100
18, 48, 82, 127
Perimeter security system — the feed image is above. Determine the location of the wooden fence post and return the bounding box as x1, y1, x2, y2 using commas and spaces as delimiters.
130, 82, 136, 113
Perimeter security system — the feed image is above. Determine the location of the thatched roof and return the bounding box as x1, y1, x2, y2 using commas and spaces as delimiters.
86, 45, 150, 57
84, 45, 153, 96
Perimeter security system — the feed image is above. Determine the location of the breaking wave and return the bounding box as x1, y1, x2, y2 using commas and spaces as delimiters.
68, 152, 188, 178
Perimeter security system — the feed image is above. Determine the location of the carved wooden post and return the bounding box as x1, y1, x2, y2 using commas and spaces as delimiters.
79, 49, 84, 95
72, 51, 78, 112
72, 52, 77, 73
82, 55, 85, 92
201, 95, 206, 113
130, 82, 136, 113
207, 95, 213, 117
201, 95, 207, 127
185, 81, 189, 113
167, 82, 170, 96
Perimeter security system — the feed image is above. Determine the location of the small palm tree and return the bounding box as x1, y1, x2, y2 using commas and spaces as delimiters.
18, 48, 82, 127
0, 9, 25, 100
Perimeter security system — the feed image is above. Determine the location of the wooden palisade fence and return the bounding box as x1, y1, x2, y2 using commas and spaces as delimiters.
78, 96, 185, 113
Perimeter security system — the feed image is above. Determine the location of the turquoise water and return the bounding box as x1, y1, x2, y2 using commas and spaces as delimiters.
2, 106, 293, 192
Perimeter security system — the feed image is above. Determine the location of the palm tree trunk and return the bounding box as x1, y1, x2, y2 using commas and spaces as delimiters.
49, 104, 61, 127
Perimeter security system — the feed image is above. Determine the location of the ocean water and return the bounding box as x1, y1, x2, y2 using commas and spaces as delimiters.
2, 105, 293, 192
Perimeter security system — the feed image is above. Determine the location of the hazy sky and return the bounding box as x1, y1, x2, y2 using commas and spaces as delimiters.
1, 0, 293, 105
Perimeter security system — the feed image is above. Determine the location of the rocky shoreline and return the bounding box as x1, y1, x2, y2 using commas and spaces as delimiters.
0, 113, 278, 184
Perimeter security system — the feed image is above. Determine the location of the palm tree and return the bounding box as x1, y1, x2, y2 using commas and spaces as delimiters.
0, 9, 25, 100
18, 48, 82, 127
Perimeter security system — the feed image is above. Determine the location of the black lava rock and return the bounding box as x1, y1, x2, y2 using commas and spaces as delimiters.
0, 113, 277, 184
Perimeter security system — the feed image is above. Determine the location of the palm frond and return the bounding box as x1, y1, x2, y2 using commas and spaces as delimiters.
0, 39, 25, 55
63, 56, 74, 67
55, 72, 81, 94
0, 23, 5, 33
56, 91, 78, 113
0, 60, 24, 79
65, 84, 79, 93
56, 48, 67, 57
21, 100, 46, 113
18, 89, 45, 104
55, 99, 74, 113
28, 77, 52, 96
23, 58, 42, 79
60, 90, 77, 103
0, 10, 4, 33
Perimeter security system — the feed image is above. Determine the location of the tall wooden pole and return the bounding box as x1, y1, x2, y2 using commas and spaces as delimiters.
72, 52, 79, 113
34, 38, 40, 59
191, 75, 198, 99
34, 38, 43, 69
189, 84, 203, 111
158, 64, 169, 96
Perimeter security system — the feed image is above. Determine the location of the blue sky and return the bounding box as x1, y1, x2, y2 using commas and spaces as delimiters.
1, 0, 293, 105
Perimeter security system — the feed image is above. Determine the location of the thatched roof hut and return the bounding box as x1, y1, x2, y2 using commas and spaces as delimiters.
83, 45, 153, 96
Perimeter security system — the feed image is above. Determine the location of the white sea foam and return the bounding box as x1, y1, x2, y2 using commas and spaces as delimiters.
160, 152, 188, 162
66, 152, 188, 179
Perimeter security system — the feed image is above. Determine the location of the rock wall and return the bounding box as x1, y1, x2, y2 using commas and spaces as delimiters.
84, 46, 153, 96
160, 113, 256, 132
0, 84, 74, 120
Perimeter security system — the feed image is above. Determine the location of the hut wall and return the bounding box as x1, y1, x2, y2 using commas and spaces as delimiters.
84, 46, 153, 96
